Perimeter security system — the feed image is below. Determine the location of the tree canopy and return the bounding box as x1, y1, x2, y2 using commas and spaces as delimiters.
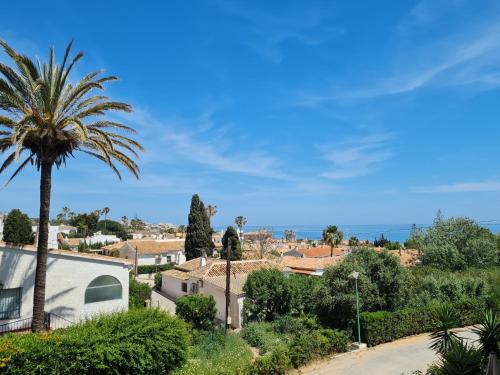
2, 209, 34, 245
221, 226, 242, 260
185, 194, 214, 260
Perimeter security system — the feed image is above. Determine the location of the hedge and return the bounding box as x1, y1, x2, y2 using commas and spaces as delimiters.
137, 263, 175, 275
360, 300, 484, 346
0, 309, 189, 374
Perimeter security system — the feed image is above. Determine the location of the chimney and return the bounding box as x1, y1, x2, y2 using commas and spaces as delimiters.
200, 256, 207, 267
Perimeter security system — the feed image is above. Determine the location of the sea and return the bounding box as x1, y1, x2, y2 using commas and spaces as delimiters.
214, 223, 500, 243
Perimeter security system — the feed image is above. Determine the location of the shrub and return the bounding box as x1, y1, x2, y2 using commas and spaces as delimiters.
129, 275, 152, 308
360, 300, 483, 346
154, 272, 162, 290
242, 322, 285, 354
243, 268, 291, 322
176, 295, 217, 330
319, 328, 350, 353
137, 263, 174, 275
173, 330, 253, 375
248, 344, 291, 375
0, 309, 189, 374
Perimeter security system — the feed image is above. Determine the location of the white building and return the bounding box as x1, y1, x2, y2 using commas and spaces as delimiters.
86, 232, 120, 245
161, 258, 287, 328
0, 243, 132, 329
104, 239, 186, 266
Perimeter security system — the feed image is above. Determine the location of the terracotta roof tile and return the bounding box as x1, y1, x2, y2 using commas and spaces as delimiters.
299, 246, 345, 258
279, 256, 342, 271
162, 269, 190, 280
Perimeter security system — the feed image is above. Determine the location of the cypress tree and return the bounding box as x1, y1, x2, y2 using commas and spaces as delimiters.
185, 194, 214, 260
221, 226, 242, 260
3, 209, 34, 245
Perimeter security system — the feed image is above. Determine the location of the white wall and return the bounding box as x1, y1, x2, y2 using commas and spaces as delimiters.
120, 248, 184, 266
32, 225, 59, 249
0, 246, 130, 325
161, 275, 188, 299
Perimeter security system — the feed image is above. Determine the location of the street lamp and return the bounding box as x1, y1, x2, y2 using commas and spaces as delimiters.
348, 271, 364, 348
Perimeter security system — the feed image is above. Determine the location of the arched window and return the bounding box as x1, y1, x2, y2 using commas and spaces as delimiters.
84, 275, 122, 304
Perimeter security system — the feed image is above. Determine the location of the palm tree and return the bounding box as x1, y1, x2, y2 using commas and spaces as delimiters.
322, 225, 344, 257
121, 215, 129, 227
234, 216, 247, 239
102, 207, 110, 230
473, 309, 500, 361
0, 40, 142, 332
62, 206, 70, 222
206, 204, 217, 223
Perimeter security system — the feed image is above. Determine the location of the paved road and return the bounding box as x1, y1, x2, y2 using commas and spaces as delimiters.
297, 328, 477, 375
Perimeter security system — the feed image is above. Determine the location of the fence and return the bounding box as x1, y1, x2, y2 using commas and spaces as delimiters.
0, 312, 73, 335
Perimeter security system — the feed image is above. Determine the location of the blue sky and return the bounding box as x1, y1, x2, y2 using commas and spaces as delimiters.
1, 0, 500, 226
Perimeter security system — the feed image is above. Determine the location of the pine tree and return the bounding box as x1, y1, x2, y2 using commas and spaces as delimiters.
3, 209, 34, 245
185, 194, 214, 260
221, 226, 242, 260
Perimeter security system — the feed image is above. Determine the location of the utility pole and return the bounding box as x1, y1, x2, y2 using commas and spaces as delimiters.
134, 245, 139, 277
224, 238, 231, 334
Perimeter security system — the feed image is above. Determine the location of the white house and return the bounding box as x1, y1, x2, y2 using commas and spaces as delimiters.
161, 258, 287, 328
0, 243, 132, 330
103, 239, 186, 266
86, 231, 120, 246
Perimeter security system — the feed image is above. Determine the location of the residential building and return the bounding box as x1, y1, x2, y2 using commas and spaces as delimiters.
103, 239, 186, 266
0, 243, 132, 329
279, 256, 341, 276
298, 246, 347, 258
161, 258, 287, 328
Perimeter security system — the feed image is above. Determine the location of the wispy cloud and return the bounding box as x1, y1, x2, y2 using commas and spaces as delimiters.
217, 1, 342, 63
296, 15, 500, 106
320, 133, 394, 180
122, 108, 288, 179
413, 181, 500, 193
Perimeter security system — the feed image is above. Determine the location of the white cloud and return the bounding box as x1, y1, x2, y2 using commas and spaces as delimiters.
320, 133, 394, 180
296, 16, 500, 106
413, 181, 500, 193
121, 107, 288, 179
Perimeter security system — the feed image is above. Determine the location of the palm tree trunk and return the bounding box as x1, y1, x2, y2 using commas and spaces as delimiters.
330, 245, 333, 257
32, 161, 52, 332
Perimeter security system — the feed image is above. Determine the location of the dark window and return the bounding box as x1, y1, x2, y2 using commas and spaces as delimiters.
85, 275, 122, 304
0, 288, 21, 319
181, 283, 187, 293
167, 255, 172, 263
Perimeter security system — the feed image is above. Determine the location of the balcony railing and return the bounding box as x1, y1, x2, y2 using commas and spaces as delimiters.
0, 312, 73, 335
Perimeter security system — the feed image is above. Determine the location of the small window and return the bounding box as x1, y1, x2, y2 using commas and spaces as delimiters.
85, 275, 122, 304
181, 282, 187, 293
166, 255, 172, 263
0, 288, 21, 319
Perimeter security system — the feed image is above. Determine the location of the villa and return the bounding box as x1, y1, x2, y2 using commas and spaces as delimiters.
0, 243, 132, 332
103, 239, 186, 266
161, 257, 288, 328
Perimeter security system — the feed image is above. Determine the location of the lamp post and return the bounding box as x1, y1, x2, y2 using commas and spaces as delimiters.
349, 271, 362, 346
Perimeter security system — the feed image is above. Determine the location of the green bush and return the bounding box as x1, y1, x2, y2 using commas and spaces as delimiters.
172, 330, 253, 375
176, 295, 217, 330
360, 300, 483, 346
137, 263, 175, 275
319, 328, 350, 353
243, 268, 291, 323
248, 344, 291, 375
154, 272, 162, 290
0, 309, 189, 374
129, 275, 152, 308
242, 322, 285, 355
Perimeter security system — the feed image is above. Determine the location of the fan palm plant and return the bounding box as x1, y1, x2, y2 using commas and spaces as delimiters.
322, 225, 344, 257
473, 309, 500, 360
234, 215, 247, 239
0, 40, 142, 331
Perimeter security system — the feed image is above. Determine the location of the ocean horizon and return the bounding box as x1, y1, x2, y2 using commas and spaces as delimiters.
214, 223, 500, 243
